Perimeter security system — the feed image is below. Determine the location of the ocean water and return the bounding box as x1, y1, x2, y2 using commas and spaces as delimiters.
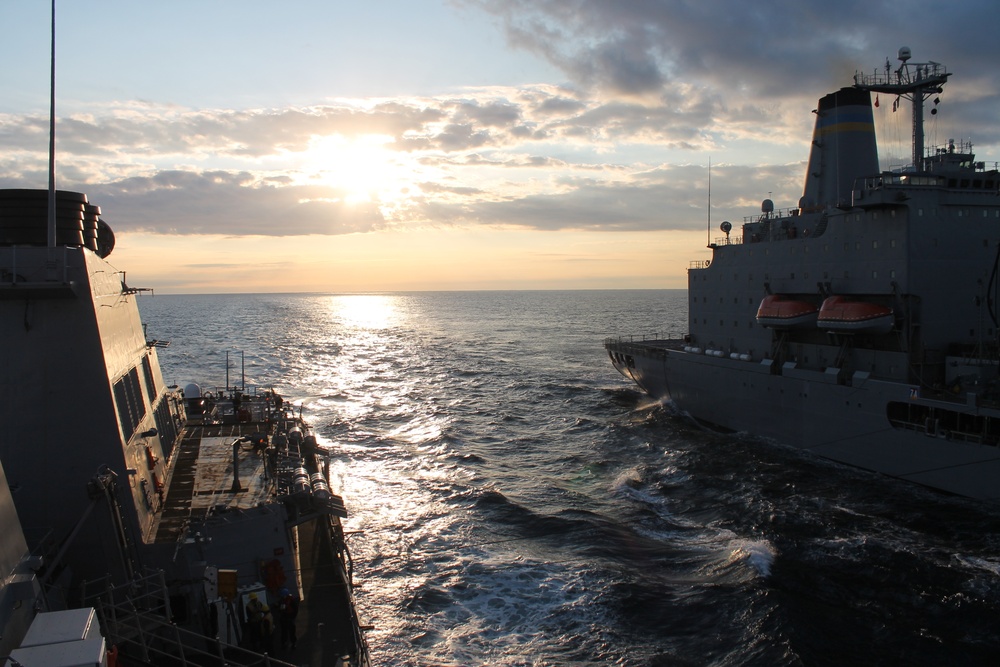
138, 290, 1000, 667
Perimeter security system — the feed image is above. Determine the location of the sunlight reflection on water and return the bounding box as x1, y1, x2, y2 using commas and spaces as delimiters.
328, 294, 401, 331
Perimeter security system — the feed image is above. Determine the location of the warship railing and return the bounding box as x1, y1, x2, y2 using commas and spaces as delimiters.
85, 570, 299, 667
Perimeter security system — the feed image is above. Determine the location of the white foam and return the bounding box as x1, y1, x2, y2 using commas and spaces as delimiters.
729, 538, 778, 577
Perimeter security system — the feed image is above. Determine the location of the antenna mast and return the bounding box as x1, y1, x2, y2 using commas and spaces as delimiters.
707, 157, 711, 247
854, 47, 950, 170
47, 0, 57, 247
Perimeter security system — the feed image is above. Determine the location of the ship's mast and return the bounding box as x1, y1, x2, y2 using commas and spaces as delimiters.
47, 0, 57, 248
854, 47, 950, 170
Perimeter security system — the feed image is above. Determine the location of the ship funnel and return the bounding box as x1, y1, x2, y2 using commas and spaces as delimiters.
800, 87, 878, 212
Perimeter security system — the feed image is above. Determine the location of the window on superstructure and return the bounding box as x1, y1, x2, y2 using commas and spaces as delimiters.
890, 270, 896, 278
113, 368, 145, 441
872, 240, 878, 249
872, 271, 878, 279
141, 355, 157, 402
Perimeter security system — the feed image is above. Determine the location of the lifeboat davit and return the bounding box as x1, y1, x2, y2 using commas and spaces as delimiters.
755, 295, 819, 329
817, 296, 894, 334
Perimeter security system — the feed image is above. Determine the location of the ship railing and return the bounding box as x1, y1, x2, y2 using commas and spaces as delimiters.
86, 569, 297, 667
741, 206, 801, 224
605, 333, 686, 344
854, 60, 949, 88
712, 235, 743, 246
690, 259, 710, 269
0, 245, 76, 284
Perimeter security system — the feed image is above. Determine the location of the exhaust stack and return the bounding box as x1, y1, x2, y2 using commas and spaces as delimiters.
799, 87, 878, 212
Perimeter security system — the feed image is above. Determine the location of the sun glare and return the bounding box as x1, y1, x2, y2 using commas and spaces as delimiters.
330, 294, 399, 330
306, 134, 413, 206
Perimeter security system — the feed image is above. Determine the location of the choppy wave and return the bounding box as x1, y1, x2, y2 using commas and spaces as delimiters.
140, 291, 1000, 666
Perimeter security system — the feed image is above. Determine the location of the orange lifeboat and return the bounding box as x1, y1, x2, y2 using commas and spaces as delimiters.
755, 295, 819, 329
817, 296, 894, 334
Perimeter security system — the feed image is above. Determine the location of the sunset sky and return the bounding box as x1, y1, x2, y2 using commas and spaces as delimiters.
2, 1, 999, 293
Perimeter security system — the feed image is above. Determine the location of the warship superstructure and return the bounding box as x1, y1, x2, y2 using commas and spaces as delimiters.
607, 48, 1000, 500
0, 189, 370, 665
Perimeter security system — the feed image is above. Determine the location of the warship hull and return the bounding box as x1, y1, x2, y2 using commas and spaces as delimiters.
607, 338, 1000, 500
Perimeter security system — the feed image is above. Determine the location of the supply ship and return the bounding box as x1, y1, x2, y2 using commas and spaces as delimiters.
607, 48, 1000, 501
0, 189, 370, 664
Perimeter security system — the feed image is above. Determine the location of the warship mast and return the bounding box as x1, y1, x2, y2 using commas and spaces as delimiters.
854, 46, 950, 170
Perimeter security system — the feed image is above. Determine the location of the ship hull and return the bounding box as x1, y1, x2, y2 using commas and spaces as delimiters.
607, 339, 1000, 501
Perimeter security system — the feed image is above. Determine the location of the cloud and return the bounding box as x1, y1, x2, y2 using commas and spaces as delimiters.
89, 172, 385, 236
459, 0, 1000, 105
3, 0, 1000, 245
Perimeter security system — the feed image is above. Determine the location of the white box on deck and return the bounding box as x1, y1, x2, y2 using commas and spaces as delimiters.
20, 608, 101, 646
8, 636, 106, 667
7, 608, 107, 667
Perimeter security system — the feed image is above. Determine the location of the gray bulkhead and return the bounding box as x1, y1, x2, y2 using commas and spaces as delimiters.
0, 246, 173, 584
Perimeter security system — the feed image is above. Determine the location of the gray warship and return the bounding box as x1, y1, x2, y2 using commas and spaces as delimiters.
0, 189, 371, 665
606, 48, 1000, 501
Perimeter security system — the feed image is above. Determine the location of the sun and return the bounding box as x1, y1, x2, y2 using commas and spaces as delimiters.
304, 134, 413, 206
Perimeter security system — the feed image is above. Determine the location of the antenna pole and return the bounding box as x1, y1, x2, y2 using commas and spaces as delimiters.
707, 157, 711, 247
47, 0, 57, 247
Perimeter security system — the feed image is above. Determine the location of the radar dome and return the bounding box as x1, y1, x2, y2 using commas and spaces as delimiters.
761, 199, 774, 213
184, 383, 202, 398
720, 221, 732, 233
898, 46, 911, 62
